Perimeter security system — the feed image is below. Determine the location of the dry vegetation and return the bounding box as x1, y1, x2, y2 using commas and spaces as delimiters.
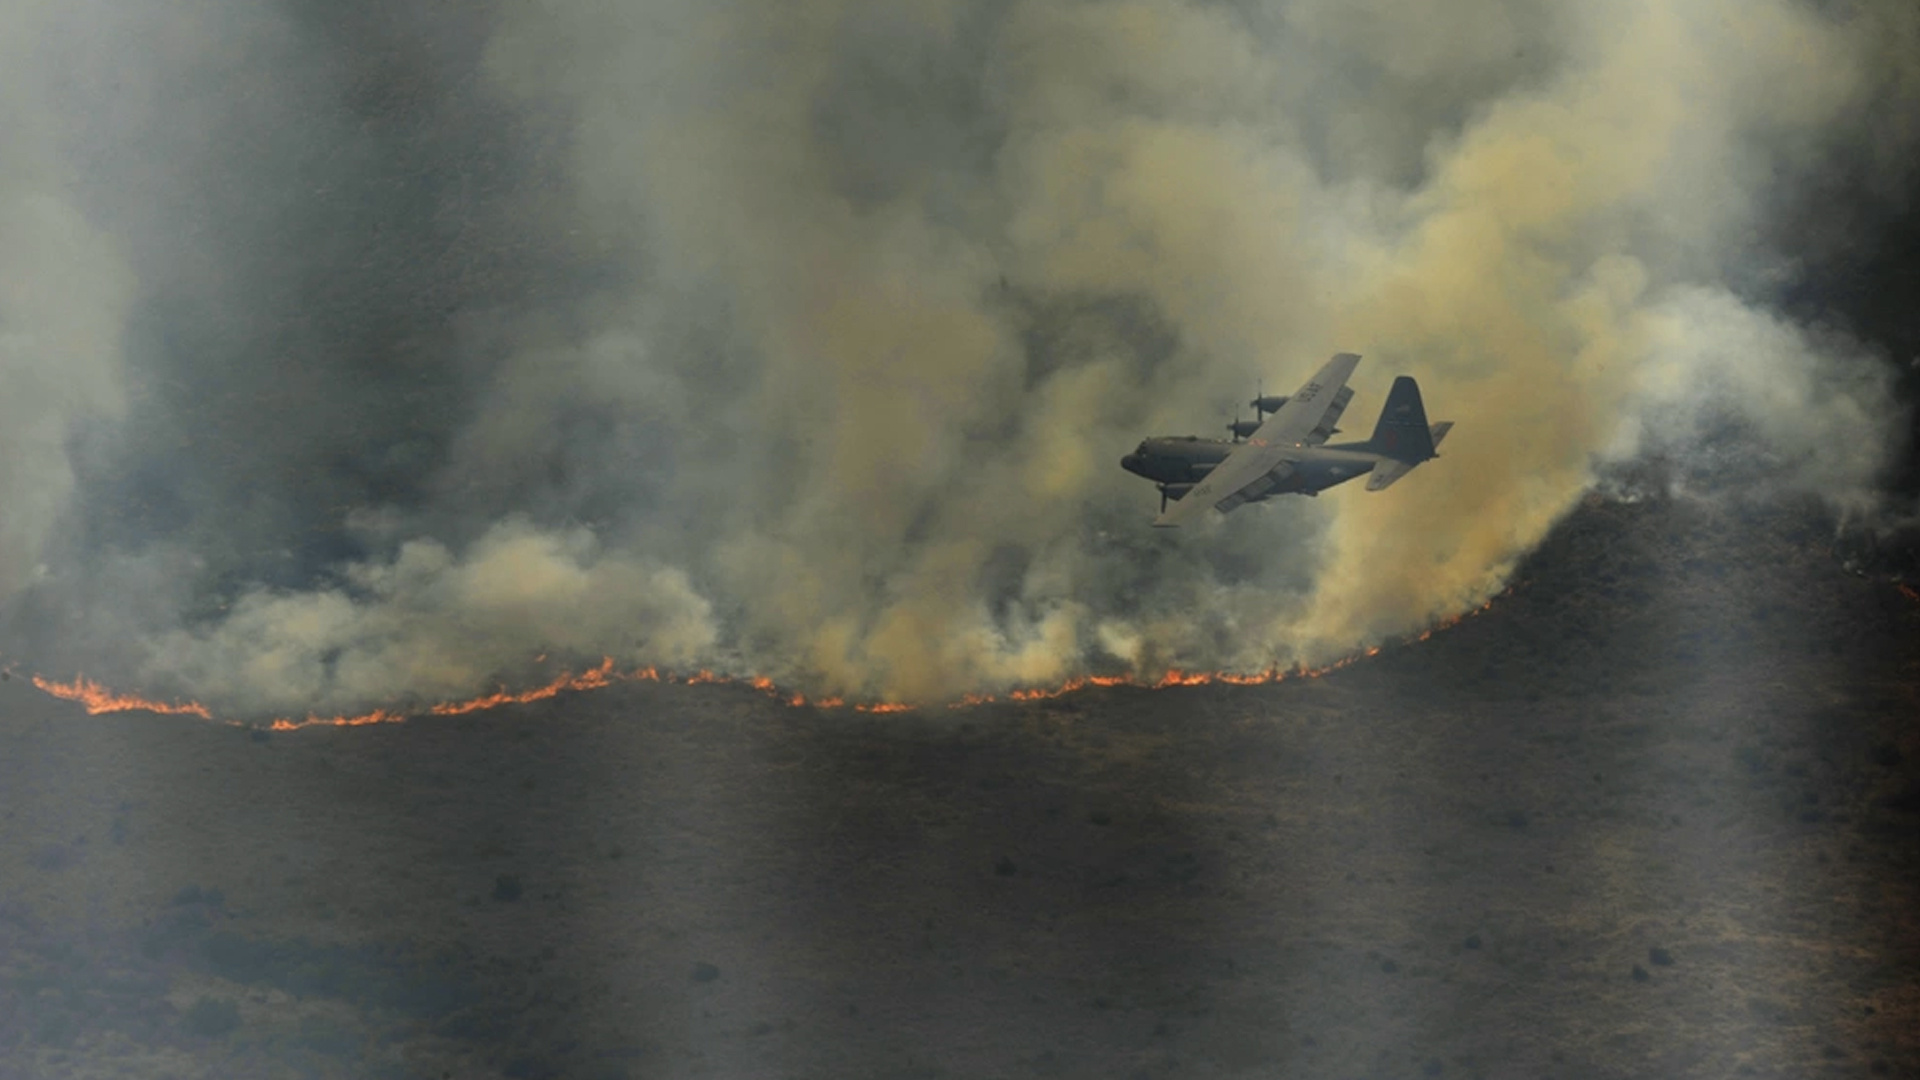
2, 495, 1917, 1079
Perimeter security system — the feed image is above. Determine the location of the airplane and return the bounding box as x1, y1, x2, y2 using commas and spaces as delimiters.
1119, 353, 1452, 527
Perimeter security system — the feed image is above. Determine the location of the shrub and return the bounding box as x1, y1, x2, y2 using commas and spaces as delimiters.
293, 1015, 359, 1057
183, 995, 241, 1039
33, 1011, 80, 1048
30, 843, 76, 872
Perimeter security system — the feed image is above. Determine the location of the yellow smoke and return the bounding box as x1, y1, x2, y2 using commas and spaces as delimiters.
72, 0, 1911, 713
474, 0, 1912, 703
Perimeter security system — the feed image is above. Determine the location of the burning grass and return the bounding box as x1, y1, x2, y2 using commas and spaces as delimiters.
18, 596, 1507, 731
31, 674, 213, 720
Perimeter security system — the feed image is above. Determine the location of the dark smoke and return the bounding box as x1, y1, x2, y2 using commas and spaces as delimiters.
3, 0, 1915, 713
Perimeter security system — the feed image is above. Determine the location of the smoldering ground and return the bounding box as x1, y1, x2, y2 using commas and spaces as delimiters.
2, 0, 1915, 715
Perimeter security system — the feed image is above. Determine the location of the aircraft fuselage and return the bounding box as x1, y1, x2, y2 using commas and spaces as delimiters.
1121, 436, 1382, 499
1119, 436, 1234, 485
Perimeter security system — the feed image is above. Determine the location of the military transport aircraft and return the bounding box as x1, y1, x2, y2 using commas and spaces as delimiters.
1119, 353, 1452, 527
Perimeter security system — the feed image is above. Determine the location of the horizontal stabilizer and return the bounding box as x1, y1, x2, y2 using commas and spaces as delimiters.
1365, 459, 1414, 491
1366, 421, 1452, 491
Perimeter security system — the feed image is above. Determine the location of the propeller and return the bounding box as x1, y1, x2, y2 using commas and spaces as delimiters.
1226, 378, 1269, 439
1250, 378, 1290, 415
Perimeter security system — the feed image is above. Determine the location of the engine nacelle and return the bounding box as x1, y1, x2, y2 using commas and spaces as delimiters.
1226, 419, 1261, 439
1252, 393, 1289, 414
1158, 482, 1196, 502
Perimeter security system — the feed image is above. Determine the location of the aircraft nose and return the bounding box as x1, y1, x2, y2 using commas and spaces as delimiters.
1120, 453, 1141, 473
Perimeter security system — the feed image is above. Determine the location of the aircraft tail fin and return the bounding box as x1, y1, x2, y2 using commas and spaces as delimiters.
1364, 376, 1436, 464
1366, 420, 1452, 491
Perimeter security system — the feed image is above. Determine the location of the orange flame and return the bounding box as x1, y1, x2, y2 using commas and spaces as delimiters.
24, 590, 1508, 727
430, 657, 617, 717
268, 708, 403, 732
31, 674, 213, 719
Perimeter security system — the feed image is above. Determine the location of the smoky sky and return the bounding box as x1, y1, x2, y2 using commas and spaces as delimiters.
3, 0, 1915, 715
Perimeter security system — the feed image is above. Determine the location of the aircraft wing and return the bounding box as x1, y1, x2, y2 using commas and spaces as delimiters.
1154, 352, 1361, 527
1152, 441, 1291, 527
1303, 384, 1354, 446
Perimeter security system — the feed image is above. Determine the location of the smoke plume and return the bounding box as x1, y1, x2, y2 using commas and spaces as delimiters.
0, 2, 133, 608
3, 0, 1915, 712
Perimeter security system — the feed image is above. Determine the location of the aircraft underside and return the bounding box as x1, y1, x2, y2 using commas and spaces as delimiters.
1119, 354, 1451, 524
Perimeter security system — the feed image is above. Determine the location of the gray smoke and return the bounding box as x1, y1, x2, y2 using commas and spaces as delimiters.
0, 1, 133, 607
3, 0, 1914, 713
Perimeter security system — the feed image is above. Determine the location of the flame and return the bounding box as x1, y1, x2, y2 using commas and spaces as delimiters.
268, 708, 403, 732
1899, 583, 1919, 604
22, 589, 1511, 727
31, 674, 213, 719
429, 657, 618, 717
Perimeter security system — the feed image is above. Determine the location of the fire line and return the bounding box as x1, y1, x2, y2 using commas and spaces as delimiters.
18, 594, 1507, 729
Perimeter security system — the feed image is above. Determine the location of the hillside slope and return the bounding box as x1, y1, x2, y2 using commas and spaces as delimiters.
2, 493, 1916, 1079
